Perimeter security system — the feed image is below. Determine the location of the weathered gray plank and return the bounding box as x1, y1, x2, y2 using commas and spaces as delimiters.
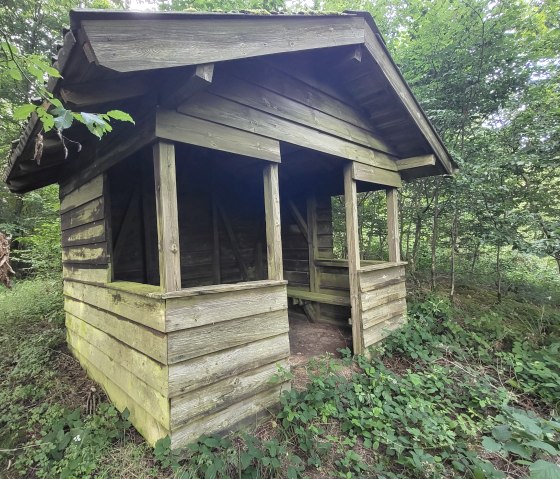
352, 162, 401, 188
60, 175, 103, 213
397, 154, 436, 170
168, 333, 290, 398
361, 297, 407, 330
263, 163, 283, 280
168, 308, 288, 363
177, 93, 395, 169
60, 197, 104, 231
82, 16, 365, 72
386, 188, 401, 262
61, 220, 105, 247
62, 264, 109, 284
156, 109, 281, 163
62, 243, 108, 264
165, 283, 287, 332
363, 313, 406, 348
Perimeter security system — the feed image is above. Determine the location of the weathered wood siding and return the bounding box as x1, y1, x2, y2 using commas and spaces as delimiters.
165, 280, 290, 447
60, 175, 110, 283
358, 263, 407, 349
281, 197, 309, 289
64, 280, 169, 445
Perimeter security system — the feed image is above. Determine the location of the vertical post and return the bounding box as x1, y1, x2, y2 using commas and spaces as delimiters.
153, 140, 181, 292
344, 163, 363, 355
306, 195, 320, 293
263, 163, 283, 280
211, 192, 221, 285
386, 188, 401, 263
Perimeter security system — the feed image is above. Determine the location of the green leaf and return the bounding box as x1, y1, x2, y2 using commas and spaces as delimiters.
13, 104, 37, 120
529, 460, 560, 479
106, 110, 135, 123
525, 441, 558, 456
504, 440, 532, 460
52, 108, 74, 130
8, 68, 22, 81
287, 465, 299, 479
492, 424, 512, 442
482, 436, 503, 453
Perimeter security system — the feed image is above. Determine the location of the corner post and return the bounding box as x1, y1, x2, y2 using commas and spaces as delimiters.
263, 163, 283, 280
344, 163, 363, 355
386, 188, 401, 263
153, 140, 181, 292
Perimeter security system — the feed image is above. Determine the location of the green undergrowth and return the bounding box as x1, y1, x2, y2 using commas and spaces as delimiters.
1, 278, 559, 478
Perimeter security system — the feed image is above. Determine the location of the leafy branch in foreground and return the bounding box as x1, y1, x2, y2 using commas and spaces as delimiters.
1, 32, 133, 139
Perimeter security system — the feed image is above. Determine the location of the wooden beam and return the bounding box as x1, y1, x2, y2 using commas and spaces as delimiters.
216, 202, 249, 282
397, 154, 436, 170
61, 76, 151, 108
156, 109, 281, 163
386, 188, 401, 263
159, 63, 214, 109
352, 162, 402, 188
344, 163, 363, 355
306, 195, 320, 294
263, 163, 283, 281
81, 16, 366, 72
153, 141, 181, 292
362, 28, 455, 174
288, 200, 309, 243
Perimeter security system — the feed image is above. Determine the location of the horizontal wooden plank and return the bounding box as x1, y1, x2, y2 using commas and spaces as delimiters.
65, 296, 167, 364
171, 383, 287, 448
358, 264, 405, 292
64, 280, 166, 332
66, 321, 169, 426
62, 243, 108, 265
68, 341, 169, 446
170, 360, 288, 429
211, 75, 391, 153
83, 16, 365, 72
362, 297, 407, 330
61, 220, 105, 247
178, 93, 396, 170
352, 161, 401, 188
361, 283, 407, 312
62, 264, 109, 284
165, 283, 287, 332
319, 272, 349, 290
168, 308, 288, 363
287, 287, 350, 306
168, 333, 290, 398
156, 109, 281, 163
397, 154, 436, 170
285, 271, 309, 285
61, 197, 104, 231
363, 313, 406, 348
66, 313, 168, 394
60, 175, 103, 214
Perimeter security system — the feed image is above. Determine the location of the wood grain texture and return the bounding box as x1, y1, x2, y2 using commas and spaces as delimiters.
397, 154, 436, 170
171, 383, 287, 448
153, 141, 181, 292
65, 312, 168, 394
362, 313, 406, 347
66, 318, 169, 425
263, 164, 283, 281
386, 188, 401, 262
62, 264, 109, 284
156, 109, 281, 162
168, 333, 290, 398
177, 93, 394, 169
61, 220, 105, 247
60, 197, 104, 231
168, 308, 288, 363
352, 162, 401, 188
62, 243, 108, 265
68, 341, 169, 446
64, 296, 167, 363
344, 163, 363, 354
170, 361, 288, 429
160, 63, 214, 108
63, 280, 166, 332
82, 16, 365, 72
60, 175, 103, 213
165, 283, 287, 331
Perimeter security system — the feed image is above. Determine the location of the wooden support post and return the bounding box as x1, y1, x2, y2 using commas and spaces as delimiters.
344, 163, 363, 355
211, 192, 221, 285
263, 163, 283, 281
153, 141, 181, 292
386, 188, 401, 263
306, 195, 320, 294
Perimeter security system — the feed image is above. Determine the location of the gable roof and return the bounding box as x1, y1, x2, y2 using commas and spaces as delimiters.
5, 9, 456, 193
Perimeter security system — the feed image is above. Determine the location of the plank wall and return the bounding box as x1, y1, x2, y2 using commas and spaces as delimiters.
164, 280, 290, 447
358, 263, 407, 348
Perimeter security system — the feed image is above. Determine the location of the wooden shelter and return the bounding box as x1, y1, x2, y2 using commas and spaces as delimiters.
5, 10, 456, 448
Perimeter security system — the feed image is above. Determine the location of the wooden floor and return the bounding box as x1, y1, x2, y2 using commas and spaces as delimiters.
288, 310, 352, 360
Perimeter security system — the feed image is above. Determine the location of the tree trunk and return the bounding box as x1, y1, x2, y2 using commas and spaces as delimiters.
450, 207, 458, 299
430, 187, 440, 292
496, 244, 502, 303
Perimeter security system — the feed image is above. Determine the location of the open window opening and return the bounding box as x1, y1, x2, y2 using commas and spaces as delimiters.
108, 146, 159, 285
331, 188, 390, 262
175, 144, 268, 289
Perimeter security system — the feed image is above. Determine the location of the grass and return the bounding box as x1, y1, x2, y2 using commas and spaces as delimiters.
0, 276, 559, 478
